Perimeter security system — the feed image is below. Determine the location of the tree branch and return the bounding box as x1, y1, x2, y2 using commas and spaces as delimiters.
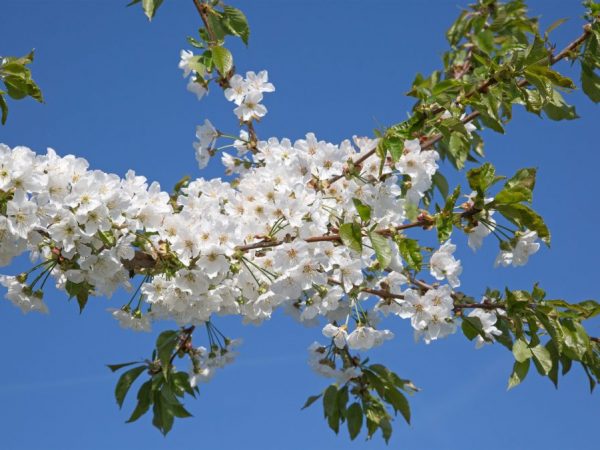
327, 25, 593, 185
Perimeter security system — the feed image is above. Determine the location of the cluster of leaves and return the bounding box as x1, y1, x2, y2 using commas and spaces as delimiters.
108, 328, 197, 435
0, 51, 43, 125
303, 361, 417, 443
459, 285, 600, 390
581, 3, 600, 101
379, 0, 598, 183
129, 0, 249, 86
466, 162, 549, 244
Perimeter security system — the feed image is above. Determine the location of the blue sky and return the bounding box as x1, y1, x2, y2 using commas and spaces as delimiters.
0, 0, 598, 449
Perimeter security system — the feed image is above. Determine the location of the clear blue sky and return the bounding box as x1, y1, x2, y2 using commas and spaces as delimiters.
1, 0, 598, 449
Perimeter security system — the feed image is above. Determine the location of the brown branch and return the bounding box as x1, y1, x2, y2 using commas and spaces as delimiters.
235, 217, 428, 252
453, 302, 506, 311
125, 218, 429, 273
326, 25, 593, 185
193, 0, 217, 44
330, 276, 507, 313
169, 325, 196, 365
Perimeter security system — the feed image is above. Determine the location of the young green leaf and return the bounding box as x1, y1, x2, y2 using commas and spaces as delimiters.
368, 231, 392, 268
115, 365, 147, 408
339, 223, 362, 253
301, 393, 322, 410
107, 361, 139, 372
212, 46, 233, 76
346, 402, 363, 440
126, 380, 153, 423
508, 359, 530, 390
223, 6, 250, 45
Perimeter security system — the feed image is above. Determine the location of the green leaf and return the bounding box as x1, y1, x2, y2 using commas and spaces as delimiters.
432, 171, 449, 199
0, 93, 7, 125
467, 163, 503, 194
152, 390, 174, 435
545, 18, 568, 35
4, 76, 29, 100
561, 319, 591, 360
161, 384, 193, 418
493, 167, 536, 205
212, 46, 233, 76
322, 385, 338, 418
141, 0, 164, 21
115, 365, 147, 408
346, 403, 363, 440
474, 29, 495, 55
339, 223, 362, 253
531, 344, 553, 375
508, 359, 530, 389
477, 111, 505, 133
496, 203, 550, 245
156, 330, 179, 376
352, 198, 371, 222
581, 66, 600, 103
336, 386, 349, 419
581, 363, 597, 393
126, 380, 153, 423
505, 167, 536, 193
65, 280, 93, 313
205, 12, 228, 42
436, 186, 460, 242
187, 36, 204, 49
301, 393, 322, 410
525, 35, 549, 66
526, 65, 575, 89
447, 131, 469, 169
384, 387, 410, 424
107, 361, 139, 372
364, 369, 387, 398
383, 136, 403, 162
397, 238, 422, 272
512, 338, 532, 363
0, 62, 29, 77
462, 316, 484, 341
369, 232, 392, 268
543, 90, 578, 121
223, 6, 250, 45
432, 79, 460, 96
380, 417, 393, 444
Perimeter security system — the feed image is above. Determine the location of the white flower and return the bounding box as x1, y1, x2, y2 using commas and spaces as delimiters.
430, 240, 462, 288
179, 50, 195, 78
195, 119, 218, 151
467, 307, 502, 348
6, 190, 39, 239
109, 309, 151, 332
397, 139, 439, 203
187, 77, 207, 100
322, 323, 348, 348
224, 74, 247, 105
346, 326, 393, 350
495, 230, 540, 267
468, 217, 495, 251
245, 70, 275, 94
0, 275, 48, 314
233, 92, 267, 121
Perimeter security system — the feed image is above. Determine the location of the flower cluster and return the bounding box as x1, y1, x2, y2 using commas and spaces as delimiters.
189, 338, 241, 387
308, 342, 362, 385
495, 230, 540, 267
0, 61, 543, 387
